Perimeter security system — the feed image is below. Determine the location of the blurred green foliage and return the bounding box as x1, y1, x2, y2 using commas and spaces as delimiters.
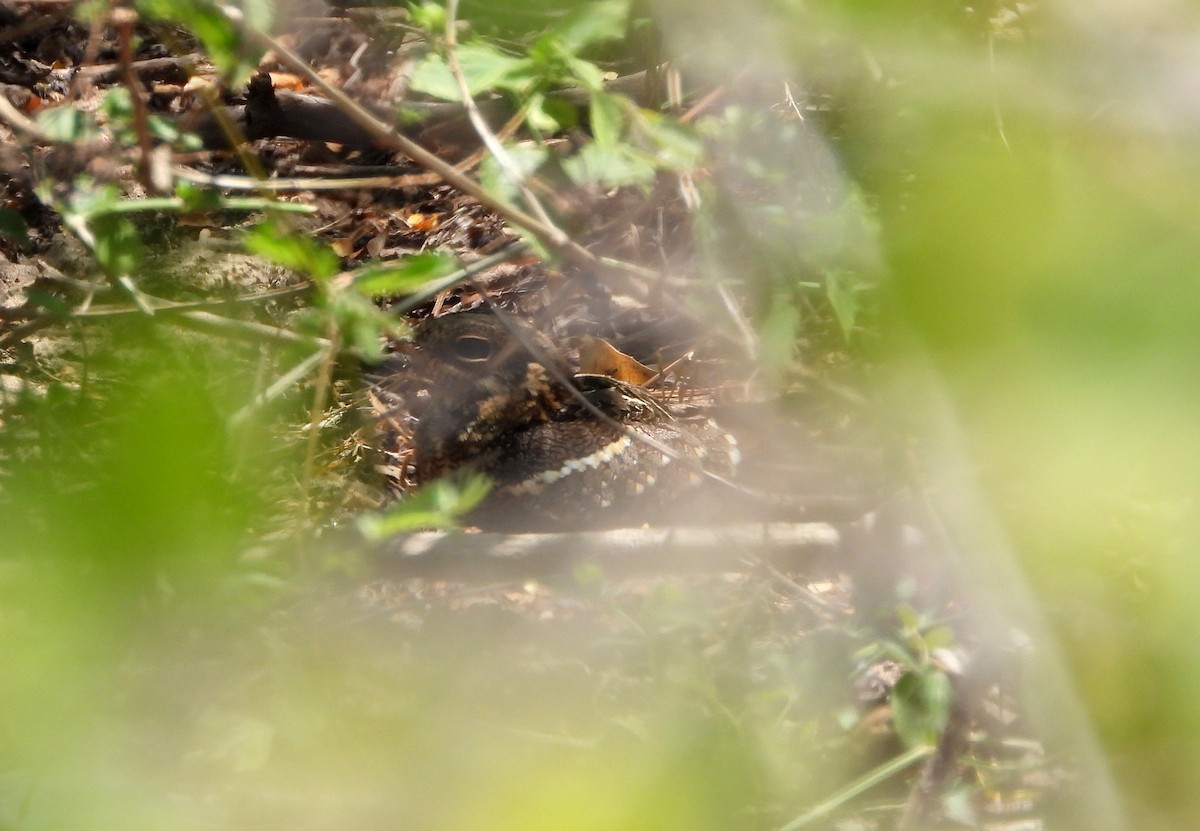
3, 0, 1200, 829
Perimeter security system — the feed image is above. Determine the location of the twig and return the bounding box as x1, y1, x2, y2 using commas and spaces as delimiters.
173, 310, 331, 349
82, 194, 314, 215
370, 522, 841, 580
174, 165, 442, 192
112, 6, 154, 188
112, 5, 162, 189
1, 281, 320, 350
1, 283, 312, 321
0, 318, 52, 348
75, 53, 202, 85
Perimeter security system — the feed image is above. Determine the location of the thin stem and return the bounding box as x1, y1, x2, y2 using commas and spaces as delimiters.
298, 323, 341, 564
776, 744, 934, 831
442, 0, 563, 242
230, 346, 332, 426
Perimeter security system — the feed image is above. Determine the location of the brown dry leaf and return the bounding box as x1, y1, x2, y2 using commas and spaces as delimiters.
269, 72, 306, 91
404, 213, 442, 231
578, 336, 656, 385
330, 236, 357, 258
366, 232, 386, 258
182, 75, 217, 93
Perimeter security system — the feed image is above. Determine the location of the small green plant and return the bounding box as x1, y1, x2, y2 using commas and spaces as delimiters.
859, 603, 958, 749
357, 474, 493, 537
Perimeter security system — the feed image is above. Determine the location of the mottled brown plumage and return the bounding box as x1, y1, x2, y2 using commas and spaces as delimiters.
405, 308, 739, 531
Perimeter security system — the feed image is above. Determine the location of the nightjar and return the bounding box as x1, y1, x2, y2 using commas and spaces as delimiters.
396, 308, 740, 532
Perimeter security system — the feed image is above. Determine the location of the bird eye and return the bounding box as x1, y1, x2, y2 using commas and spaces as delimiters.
451, 334, 493, 363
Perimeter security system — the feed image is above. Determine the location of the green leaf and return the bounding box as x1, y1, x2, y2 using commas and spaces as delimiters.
409, 44, 528, 101
564, 55, 606, 92
826, 269, 859, 342
176, 181, 227, 212
100, 86, 134, 122
325, 293, 397, 360
758, 290, 802, 387
90, 214, 143, 276
637, 114, 704, 171
25, 290, 71, 316
890, 669, 953, 748
0, 208, 29, 246
922, 625, 957, 651
408, 1, 446, 32
409, 54, 462, 101
555, 0, 630, 54
350, 252, 459, 298
243, 222, 340, 281
526, 93, 577, 134
562, 142, 655, 190
357, 475, 492, 538
36, 105, 95, 143
480, 143, 549, 203
895, 602, 921, 633
589, 91, 625, 146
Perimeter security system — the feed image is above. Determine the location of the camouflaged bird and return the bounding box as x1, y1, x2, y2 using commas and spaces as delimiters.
403, 308, 740, 532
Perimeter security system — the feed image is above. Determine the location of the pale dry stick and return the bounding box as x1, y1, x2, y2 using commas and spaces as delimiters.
74, 53, 204, 84
442, 0, 562, 242
161, 310, 331, 350
174, 165, 443, 192
215, 4, 597, 268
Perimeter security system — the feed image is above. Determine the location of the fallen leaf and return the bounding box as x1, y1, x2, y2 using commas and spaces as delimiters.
578, 336, 656, 385
331, 236, 357, 258
182, 75, 217, 93
404, 213, 442, 231
269, 72, 306, 91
